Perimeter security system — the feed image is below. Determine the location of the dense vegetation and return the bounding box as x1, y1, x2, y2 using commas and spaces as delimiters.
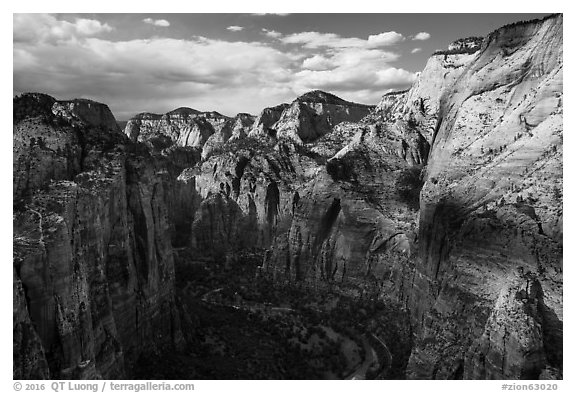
433, 47, 481, 56
133, 249, 412, 379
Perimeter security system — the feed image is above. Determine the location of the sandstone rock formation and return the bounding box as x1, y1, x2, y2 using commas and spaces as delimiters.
13, 94, 182, 379
248, 103, 290, 139
406, 14, 563, 379
123, 107, 255, 162
179, 91, 380, 261
263, 120, 426, 292
181, 139, 309, 259
201, 113, 255, 159
375, 49, 478, 143
274, 90, 374, 143
125, 108, 222, 151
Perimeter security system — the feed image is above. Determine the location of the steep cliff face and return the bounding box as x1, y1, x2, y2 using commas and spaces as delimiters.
52, 99, 121, 133
169, 90, 427, 295
229, 113, 256, 141
247, 91, 373, 143
248, 103, 290, 139
406, 14, 563, 379
181, 91, 378, 262
13, 94, 182, 379
201, 113, 255, 159
181, 139, 313, 259
264, 119, 426, 297
124, 108, 225, 149
375, 90, 408, 119
13, 268, 50, 379
376, 50, 477, 143
123, 108, 255, 162
121, 108, 258, 244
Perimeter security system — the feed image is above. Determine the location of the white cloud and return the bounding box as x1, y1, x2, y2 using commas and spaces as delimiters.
302, 55, 333, 71
227, 25, 244, 32
294, 47, 414, 95
14, 15, 415, 116
13, 14, 112, 44
283, 30, 412, 97
411, 48, 422, 53
14, 30, 302, 117
262, 28, 282, 38
281, 32, 360, 48
143, 18, 170, 27
367, 31, 405, 46
252, 13, 290, 16
374, 67, 417, 86
412, 32, 431, 41
281, 31, 405, 49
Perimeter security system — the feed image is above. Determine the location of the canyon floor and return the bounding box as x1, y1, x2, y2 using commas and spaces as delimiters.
134, 249, 409, 379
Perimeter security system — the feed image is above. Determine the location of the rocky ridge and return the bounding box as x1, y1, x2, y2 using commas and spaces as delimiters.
264, 90, 374, 143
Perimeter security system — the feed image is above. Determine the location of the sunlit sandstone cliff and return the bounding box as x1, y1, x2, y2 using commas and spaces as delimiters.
406, 14, 563, 379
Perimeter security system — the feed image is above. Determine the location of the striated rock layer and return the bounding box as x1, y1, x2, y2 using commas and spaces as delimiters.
123, 107, 254, 161
249, 90, 374, 144
180, 91, 379, 261
13, 94, 182, 379
181, 139, 311, 259
263, 120, 427, 297
406, 14, 563, 379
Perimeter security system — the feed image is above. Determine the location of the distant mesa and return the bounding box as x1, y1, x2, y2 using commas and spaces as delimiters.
166, 107, 202, 117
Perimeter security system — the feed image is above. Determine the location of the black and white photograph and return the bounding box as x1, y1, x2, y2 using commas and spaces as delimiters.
10, 4, 566, 389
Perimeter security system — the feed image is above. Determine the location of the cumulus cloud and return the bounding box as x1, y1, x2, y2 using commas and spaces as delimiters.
262, 28, 282, 38
227, 25, 244, 32
14, 26, 302, 117
295, 47, 414, 98
411, 48, 422, 53
252, 13, 290, 16
284, 30, 414, 98
281, 32, 358, 48
143, 18, 170, 27
13, 14, 112, 44
14, 14, 415, 116
281, 31, 405, 49
367, 31, 405, 46
302, 55, 333, 71
412, 32, 431, 41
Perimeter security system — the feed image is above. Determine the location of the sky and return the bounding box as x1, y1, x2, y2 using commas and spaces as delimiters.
13, 13, 550, 120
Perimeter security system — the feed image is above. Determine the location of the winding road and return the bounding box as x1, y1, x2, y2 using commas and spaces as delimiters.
200, 287, 392, 380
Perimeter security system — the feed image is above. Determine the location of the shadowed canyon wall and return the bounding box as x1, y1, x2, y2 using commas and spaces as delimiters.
13, 94, 182, 379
